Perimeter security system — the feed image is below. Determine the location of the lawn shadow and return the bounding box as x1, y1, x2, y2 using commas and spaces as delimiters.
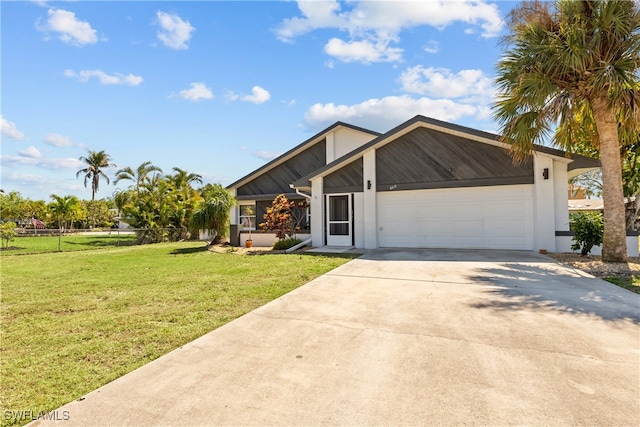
170, 245, 209, 255
465, 262, 640, 325
64, 239, 136, 247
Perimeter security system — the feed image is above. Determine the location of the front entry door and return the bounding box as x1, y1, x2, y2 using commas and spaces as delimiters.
326, 194, 352, 246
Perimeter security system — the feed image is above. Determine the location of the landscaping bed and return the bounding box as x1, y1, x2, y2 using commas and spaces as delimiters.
547, 252, 640, 294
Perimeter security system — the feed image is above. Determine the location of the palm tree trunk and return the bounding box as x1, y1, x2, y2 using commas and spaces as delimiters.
591, 96, 628, 262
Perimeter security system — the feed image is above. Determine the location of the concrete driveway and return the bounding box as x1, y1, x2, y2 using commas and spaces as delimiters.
34, 249, 639, 426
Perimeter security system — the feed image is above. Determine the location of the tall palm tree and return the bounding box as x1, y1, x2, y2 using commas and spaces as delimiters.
49, 194, 82, 230
190, 184, 235, 245
49, 194, 82, 250
493, 0, 640, 262
114, 161, 163, 198
76, 150, 116, 201
169, 167, 202, 194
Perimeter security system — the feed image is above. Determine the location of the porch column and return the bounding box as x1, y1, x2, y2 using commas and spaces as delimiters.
533, 153, 556, 252
553, 160, 570, 231
310, 177, 324, 247
363, 150, 377, 249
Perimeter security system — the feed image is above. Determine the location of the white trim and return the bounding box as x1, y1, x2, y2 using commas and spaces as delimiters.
326, 193, 352, 246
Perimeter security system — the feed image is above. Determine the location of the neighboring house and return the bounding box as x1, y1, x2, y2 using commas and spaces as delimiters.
226, 115, 638, 255
568, 199, 604, 212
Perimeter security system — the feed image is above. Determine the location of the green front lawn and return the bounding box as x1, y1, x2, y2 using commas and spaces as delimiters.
1, 242, 355, 426
604, 276, 640, 294
1, 233, 138, 255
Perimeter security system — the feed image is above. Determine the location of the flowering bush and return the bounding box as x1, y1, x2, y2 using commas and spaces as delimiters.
260, 194, 309, 239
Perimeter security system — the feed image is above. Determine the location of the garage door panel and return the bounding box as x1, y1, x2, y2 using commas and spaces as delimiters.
378, 185, 534, 250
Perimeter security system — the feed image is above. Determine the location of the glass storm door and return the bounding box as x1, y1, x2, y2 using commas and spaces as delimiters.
326, 194, 352, 246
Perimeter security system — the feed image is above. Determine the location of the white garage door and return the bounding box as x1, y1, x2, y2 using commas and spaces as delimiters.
377, 185, 534, 250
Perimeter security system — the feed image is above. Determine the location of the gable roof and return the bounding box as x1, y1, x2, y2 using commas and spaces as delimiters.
226, 121, 381, 190
292, 115, 600, 189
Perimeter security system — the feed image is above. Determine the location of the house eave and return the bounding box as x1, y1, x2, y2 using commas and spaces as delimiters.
226, 122, 380, 190
291, 115, 601, 189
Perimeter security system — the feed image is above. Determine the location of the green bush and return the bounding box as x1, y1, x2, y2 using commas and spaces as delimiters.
0, 221, 17, 249
273, 238, 302, 251
570, 211, 604, 256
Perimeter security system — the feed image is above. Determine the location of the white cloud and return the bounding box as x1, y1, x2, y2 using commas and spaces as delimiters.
423, 40, 440, 54
156, 11, 195, 50
1, 155, 83, 170
304, 95, 477, 132
275, 1, 504, 63
241, 86, 271, 104
276, 1, 345, 42
324, 38, 402, 64
0, 116, 27, 141
399, 66, 495, 103
1, 172, 86, 201
177, 82, 214, 101
19, 146, 41, 158
64, 69, 143, 86
226, 86, 271, 104
254, 150, 282, 161
36, 8, 98, 46
44, 133, 75, 147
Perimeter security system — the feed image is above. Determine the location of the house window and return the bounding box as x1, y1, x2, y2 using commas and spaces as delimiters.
239, 204, 256, 230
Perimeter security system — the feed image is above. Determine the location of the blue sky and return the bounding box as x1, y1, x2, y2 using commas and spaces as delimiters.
1, 0, 518, 201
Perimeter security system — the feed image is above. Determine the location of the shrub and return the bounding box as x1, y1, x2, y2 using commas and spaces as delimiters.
260, 194, 309, 240
0, 221, 17, 249
570, 211, 604, 256
273, 238, 302, 251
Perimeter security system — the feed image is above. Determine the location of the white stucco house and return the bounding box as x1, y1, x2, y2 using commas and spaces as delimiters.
226, 115, 638, 255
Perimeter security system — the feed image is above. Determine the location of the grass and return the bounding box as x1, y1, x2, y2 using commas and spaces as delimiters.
603, 276, 640, 294
1, 233, 138, 255
0, 242, 356, 426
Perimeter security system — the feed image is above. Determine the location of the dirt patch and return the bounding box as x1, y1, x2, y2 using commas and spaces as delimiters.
546, 253, 640, 278
206, 243, 284, 255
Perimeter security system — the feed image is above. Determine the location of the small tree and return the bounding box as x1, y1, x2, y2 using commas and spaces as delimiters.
189, 184, 235, 245
260, 194, 309, 240
0, 222, 17, 249
570, 211, 604, 256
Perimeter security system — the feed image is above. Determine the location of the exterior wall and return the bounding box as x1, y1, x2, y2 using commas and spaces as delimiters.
229, 188, 238, 225
363, 150, 377, 249
353, 193, 365, 249
555, 234, 639, 257
237, 141, 326, 196
332, 127, 377, 160
532, 154, 557, 252
239, 232, 311, 248
324, 158, 363, 194
310, 177, 324, 247
553, 160, 570, 231
376, 127, 533, 192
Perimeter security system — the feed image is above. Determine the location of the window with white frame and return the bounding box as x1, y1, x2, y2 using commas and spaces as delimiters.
239, 204, 256, 230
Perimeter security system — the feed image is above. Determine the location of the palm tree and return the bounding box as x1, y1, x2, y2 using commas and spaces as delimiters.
493, 0, 640, 262
114, 161, 163, 198
49, 194, 82, 250
169, 167, 202, 194
190, 184, 235, 245
76, 150, 116, 201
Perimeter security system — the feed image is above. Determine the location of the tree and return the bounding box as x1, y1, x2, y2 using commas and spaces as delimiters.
114, 161, 163, 198
76, 150, 116, 201
49, 194, 82, 251
0, 191, 23, 221
493, 0, 640, 262
190, 184, 235, 245
260, 194, 309, 240
0, 222, 17, 249
48, 194, 82, 231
